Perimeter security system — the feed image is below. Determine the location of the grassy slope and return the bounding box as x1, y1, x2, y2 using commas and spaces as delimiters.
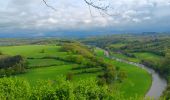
17, 65, 73, 84
109, 60, 151, 97
95, 48, 152, 97
0, 45, 99, 84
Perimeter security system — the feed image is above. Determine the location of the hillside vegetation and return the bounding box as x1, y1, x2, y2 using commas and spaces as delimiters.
82, 33, 170, 99
0, 40, 152, 99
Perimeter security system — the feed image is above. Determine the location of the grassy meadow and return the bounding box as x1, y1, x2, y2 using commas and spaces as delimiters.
0, 45, 152, 98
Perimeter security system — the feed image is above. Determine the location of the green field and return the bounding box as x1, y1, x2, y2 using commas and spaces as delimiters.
94, 48, 105, 56
0, 45, 151, 98
134, 52, 162, 61
109, 43, 126, 49
108, 60, 151, 97
94, 48, 152, 97
0, 45, 100, 83
111, 52, 141, 62
110, 51, 162, 63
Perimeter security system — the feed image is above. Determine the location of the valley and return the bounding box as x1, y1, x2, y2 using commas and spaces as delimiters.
0, 33, 170, 99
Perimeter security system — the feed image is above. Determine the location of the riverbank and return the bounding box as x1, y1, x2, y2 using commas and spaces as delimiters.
104, 50, 167, 99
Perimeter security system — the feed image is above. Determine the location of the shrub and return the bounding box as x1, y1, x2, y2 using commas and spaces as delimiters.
0, 51, 2, 55
66, 72, 74, 81
0, 78, 31, 99
74, 79, 109, 100
0, 77, 144, 100
0, 55, 27, 77
40, 49, 45, 53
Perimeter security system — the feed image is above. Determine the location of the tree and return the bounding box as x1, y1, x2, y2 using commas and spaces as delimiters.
0, 51, 2, 55
0, 55, 27, 77
66, 72, 74, 81
160, 51, 170, 76
40, 49, 45, 53
0, 69, 5, 77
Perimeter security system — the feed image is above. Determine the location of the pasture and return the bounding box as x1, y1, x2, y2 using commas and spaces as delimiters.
0, 45, 151, 98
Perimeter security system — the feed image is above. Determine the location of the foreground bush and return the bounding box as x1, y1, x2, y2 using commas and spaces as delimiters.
0, 77, 111, 100
0, 77, 147, 100
0, 78, 31, 99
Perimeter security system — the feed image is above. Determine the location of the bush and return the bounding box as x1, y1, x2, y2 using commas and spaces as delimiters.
0, 78, 31, 99
60, 43, 94, 58
0, 77, 145, 100
0, 55, 27, 77
40, 49, 45, 53
0, 51, 2, 55
66, 72, 74, 81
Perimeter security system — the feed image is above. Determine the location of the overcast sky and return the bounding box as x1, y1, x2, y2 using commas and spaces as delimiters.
0, 0, 170, 37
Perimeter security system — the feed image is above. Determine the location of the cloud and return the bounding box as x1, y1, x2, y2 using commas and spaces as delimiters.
0, 0, 170, 35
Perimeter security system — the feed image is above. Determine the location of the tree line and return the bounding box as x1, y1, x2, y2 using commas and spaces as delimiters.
0, 55, 26, 77
60, 42, 127, 84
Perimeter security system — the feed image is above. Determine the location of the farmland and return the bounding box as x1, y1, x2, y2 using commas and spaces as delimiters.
0, 44, 151, 98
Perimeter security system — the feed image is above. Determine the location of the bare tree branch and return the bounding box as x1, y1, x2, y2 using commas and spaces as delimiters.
83, 0, 113, 17
88, 4, 93, 17
83, 0, 109, 11
43, 0, 57, 11
42, 0, 113, 16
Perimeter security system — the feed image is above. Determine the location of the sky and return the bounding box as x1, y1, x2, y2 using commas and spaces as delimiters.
0, 0, 170, 37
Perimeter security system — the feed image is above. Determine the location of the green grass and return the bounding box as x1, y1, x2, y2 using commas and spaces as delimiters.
111, 52, 141, 62
0, 45, 152, 98
95, 48, 152, 97
94, 48, 105, 56
109, 43, 126, 49
134, 52, 162, 61
110, 52, 162, 63
27, 59, 67, 68
0, 45, 99, 85
0, 45, 63, 58
16, 64, 73, 85
16, 64, 100, 85
109, 60, 151, 97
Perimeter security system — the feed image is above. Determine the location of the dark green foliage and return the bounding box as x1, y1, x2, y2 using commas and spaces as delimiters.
102, 66, 116, 84
0, 51, 2, 55
117, 70, 127, 82
0, 55, 26, 77
66, 72, 74, 81
160, 52, 170, 76
0, 55, 24, 68
161, 52, 170, 99
141, 59, 159, 70
40, 49, 45, 53
60, 42, 94, 58
59, 43, 124, 84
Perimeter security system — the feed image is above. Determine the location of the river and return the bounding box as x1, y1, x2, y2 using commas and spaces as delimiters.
104, 50, 167, 99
